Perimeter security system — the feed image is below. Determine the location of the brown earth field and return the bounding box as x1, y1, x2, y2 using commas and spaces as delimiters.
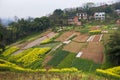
92, 34, 102, 42
55, 31, 80, 42
63, 41, 87, 53
80, 42, 104, 63
73, 34, 89, 42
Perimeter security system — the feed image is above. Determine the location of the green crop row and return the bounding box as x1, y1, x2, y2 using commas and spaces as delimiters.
96, 66, 120, 79
71, 58, 101, 72
0, 59, 25, 72
57, 53, 76, 68
47, 50, 69, 67
9, 48, 34, 61
2, 46, 19, 57
17, 47, 51, 67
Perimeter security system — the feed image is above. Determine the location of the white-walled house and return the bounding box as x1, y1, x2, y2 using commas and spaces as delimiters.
115, 9, 120, 16
76, 13, 87, 20
94, 12, 105, 20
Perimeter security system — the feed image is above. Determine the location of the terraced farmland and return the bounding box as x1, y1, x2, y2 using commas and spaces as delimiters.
73, 34, 89, 42
81, 42, 104, 63
55, 31, 74, 42
63, 41, 87, 53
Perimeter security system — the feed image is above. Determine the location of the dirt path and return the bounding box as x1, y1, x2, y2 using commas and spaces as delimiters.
13, 32, 57, 55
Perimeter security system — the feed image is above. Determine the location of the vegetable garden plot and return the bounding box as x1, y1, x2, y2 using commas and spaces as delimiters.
87, 34, 103, 42
43, 55, 53, 66
80, 42, 104, 63
63, 41, 87, 53
73, 34, 89, 42
92, 34, 103, 42
47, 50, 69, 67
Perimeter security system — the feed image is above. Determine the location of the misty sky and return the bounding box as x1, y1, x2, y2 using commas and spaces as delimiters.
0, 0, 119, 18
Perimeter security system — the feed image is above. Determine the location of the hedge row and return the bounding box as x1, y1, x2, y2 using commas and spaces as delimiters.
89, 30, 101, 35
96, 66, 120, 79
40, 38, 54, 44
0, 59, 79, 73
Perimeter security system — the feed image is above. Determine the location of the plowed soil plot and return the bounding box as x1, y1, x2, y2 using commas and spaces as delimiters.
73, 34, 89, 42
81, 42, 104, 63
92, 34, 102, 42
55, 31, 74, 42
63, 41, 86, 53
43, 55, 53, 66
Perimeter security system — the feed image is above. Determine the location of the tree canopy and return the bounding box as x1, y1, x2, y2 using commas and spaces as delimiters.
105, 28, 120, 66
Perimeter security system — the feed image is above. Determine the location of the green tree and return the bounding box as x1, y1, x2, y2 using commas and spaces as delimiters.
105, 29, 120, 66
0, 24, 5, 52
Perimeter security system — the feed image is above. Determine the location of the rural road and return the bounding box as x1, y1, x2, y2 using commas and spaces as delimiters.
13, 32, 57, 55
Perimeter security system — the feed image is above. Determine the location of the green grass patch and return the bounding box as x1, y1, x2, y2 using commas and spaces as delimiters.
80, 29, 89, 34
57, 53, 76, 68
47, 50, 69, 67
71, 58, 101, 72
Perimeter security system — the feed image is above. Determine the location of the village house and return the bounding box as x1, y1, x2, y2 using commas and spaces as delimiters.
76, 13, 87, 20
94, 12, 105, 20
115, 9, 120, 16
68, 16, 81, 26
116, 19, 120, 25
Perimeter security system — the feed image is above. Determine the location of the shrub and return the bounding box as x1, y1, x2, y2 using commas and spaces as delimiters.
89, 30, 101, 35
48, 67, 79, 73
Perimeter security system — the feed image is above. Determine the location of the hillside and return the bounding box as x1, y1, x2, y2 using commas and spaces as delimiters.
0, 24, 120, 80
